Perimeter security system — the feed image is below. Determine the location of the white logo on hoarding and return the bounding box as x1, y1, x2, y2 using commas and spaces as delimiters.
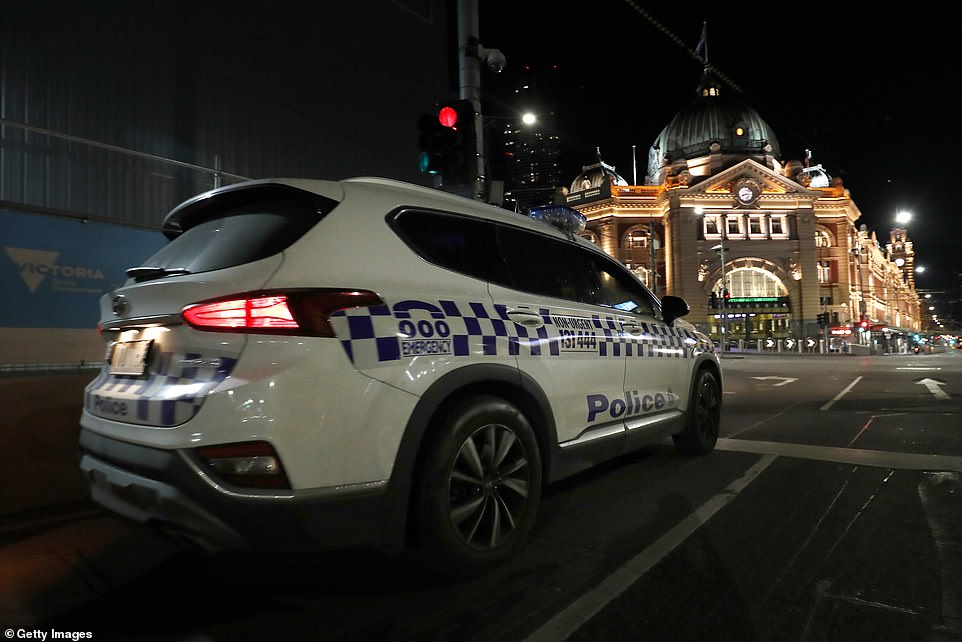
4, 246, 105, 293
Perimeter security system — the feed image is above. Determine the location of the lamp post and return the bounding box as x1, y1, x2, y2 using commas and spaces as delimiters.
649, 221, 658, 297
712, 243, 729, 352
851, 229, 866, 346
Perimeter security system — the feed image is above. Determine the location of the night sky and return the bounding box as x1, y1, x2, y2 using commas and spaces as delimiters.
480, 2, 962, 290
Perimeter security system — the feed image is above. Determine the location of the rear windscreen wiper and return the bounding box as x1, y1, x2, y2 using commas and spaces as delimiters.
126, 266, 191, 281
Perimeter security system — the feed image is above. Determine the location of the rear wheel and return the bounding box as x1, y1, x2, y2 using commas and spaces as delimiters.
415, 396, 542, 576
673, 368, 721, 455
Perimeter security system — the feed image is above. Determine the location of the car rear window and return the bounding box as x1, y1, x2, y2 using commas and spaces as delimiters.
134, 185, 336, 280
391, 209, 506, 283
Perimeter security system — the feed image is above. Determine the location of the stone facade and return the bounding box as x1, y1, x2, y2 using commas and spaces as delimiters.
566, 159, 921, 349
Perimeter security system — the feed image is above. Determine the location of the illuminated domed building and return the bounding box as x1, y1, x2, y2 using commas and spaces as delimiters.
565, 69, 921, 352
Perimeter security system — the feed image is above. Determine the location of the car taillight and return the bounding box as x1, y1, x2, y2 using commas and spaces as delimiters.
183, 295, 297, 330
181, 289, 382, 336
194, 441, 291, 489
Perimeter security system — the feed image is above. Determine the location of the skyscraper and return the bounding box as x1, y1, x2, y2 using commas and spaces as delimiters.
491, 64, 562, 212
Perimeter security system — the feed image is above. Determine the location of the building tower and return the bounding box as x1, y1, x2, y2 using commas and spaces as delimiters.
497, 65, 563, 213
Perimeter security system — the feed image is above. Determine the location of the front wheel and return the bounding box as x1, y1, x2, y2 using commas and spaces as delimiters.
415, 396, 542, 576
673, 368, 721, 455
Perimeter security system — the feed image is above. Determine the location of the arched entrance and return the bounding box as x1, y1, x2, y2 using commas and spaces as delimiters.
707, 259, 793, 342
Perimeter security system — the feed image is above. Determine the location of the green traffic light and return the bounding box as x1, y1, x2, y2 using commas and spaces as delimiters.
418, 151, 438, 174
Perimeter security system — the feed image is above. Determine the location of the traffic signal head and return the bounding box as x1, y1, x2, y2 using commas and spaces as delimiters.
417, 100, 476, 182
859, 317, 869, 330
418, 112, 455, 175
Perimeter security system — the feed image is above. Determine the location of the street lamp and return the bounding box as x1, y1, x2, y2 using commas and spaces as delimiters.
711, 243, 730, 352
852, 245, 866, 345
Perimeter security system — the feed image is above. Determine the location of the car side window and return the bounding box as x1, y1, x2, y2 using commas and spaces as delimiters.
591, 254, 659, 317
495, 225, 603, 305
390, 209, 506, 283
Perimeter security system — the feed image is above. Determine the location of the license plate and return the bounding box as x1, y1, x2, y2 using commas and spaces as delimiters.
109, 340, 152, 376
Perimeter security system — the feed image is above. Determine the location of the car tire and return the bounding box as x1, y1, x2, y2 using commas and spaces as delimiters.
415, 395, 542, 576
673, 368, 721, 455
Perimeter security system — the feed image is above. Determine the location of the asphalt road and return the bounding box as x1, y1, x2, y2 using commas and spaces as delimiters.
12, 351, 962, 640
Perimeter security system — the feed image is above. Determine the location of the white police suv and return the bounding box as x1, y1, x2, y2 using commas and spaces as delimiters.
79, 177, 721, 575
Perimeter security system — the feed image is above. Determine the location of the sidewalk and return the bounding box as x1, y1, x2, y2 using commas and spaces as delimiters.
0, 500, 177, 627
0, 372, 94, 516
0, 371, 177, 626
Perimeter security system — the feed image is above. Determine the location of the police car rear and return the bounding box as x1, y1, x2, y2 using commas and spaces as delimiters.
79, 179, 421, 552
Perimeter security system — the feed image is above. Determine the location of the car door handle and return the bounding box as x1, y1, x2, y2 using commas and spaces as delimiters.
507, 310, 544, 328
621, 322, 643, 335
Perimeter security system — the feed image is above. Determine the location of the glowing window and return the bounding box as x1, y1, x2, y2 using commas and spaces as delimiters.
714, 266, 789, 298
818, 262, 831, 283
626, 229, 648, 249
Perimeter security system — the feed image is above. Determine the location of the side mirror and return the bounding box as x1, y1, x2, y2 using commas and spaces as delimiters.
661, 295, 690, 326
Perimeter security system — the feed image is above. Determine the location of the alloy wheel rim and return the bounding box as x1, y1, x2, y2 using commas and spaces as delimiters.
446, 423, 530, 550
697, 377, 720, 437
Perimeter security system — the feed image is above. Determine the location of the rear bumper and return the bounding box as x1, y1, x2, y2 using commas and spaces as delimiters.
78, 428, 406, 553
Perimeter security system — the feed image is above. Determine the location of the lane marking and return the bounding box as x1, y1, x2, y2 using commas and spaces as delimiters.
917, 378, 950, 400
820, 376, 863, 411
716, 438, 962, 473
726, 400, 803, 439
525, 455, 777, 642
752, 376, 798, 387
846, 415, 876, 448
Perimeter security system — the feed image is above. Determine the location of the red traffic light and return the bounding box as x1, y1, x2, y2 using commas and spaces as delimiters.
438, 105, 458, 128
859, 318, 869, 329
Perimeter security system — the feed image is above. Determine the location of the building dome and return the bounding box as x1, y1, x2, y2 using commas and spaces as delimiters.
569, 150, 629, 193
646, 71, 780, 185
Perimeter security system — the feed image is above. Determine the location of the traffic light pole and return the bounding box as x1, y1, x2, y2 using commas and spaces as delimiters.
712, 243, 729, 353
457, 0, 485, 202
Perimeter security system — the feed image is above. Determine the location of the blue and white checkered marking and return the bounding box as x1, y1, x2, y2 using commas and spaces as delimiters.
332, 298, 701, 369
85, 351, 237, 427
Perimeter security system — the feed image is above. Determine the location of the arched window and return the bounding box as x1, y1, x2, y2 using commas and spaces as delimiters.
624, 227, 649, 249
713, 266, 788, 298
